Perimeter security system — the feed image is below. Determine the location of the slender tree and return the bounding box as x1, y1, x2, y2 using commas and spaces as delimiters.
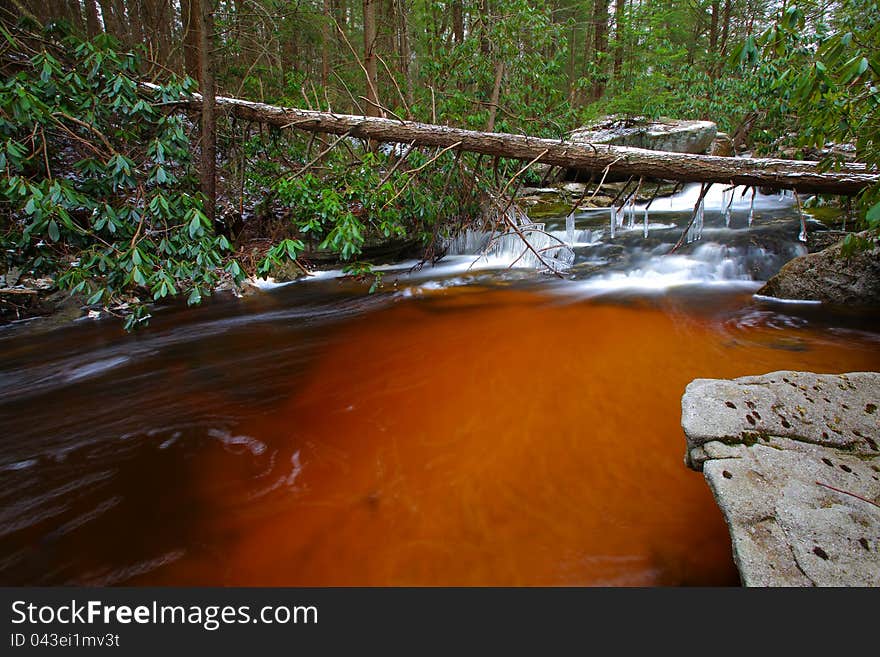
589, 0, 609, 101
363, 0, 382, 117
198, 0, 216, 224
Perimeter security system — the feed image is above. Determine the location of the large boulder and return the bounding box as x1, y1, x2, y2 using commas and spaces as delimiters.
757, 232, 880, 306
682, 371, 880, 587
569, 116, 718, 154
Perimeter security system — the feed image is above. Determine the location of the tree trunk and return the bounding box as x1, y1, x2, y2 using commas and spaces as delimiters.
709, 0, 720, 53
84, 0, 101, 36
589, 0, 609, 101
362, 0, 381, 117
97, 0, 121, 39
197, 0, 216, 225
111, 0, 130, 47
486, 60, 504, 132
612, 0, 625, 79
165, 89, 878, 195
64, 0, 84, 33
322, 0, 331, 86
180, 0, 201, 83
396, 0, 413, 108
452, 0, 463, 43
719, 0, 732, 57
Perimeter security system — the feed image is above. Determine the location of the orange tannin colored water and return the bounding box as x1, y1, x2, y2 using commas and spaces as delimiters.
115, 288, 877, 586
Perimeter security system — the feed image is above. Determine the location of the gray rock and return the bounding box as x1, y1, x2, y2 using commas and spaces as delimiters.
682, 371, 880, 586
757, 232, 880, 306
570, 116, 717, 154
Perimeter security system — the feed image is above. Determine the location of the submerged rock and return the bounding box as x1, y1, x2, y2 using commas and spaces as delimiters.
682, 371, 880, 586
569, 116, 717, 154
757, 232, 880, 306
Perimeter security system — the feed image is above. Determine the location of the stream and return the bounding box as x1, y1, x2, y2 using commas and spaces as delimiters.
1, 184, 878, 586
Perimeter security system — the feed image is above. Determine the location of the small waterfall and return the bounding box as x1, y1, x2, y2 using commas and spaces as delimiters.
446, 204, 575, 273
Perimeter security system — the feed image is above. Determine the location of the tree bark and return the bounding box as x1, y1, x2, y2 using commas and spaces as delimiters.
97, 0, 121, 39
322, 0, 331, 86
84, 0, 101, 36
719, 0, 732, 57
163, 89, 879, 195
589, 0, 609, 101
396, 0, 413, 108
612, 0, 626, 79
451, 0, 463, 43
362, 0, 381, 117
709, 0, 720, 52
197, 0, 216, 224
486, 60, 504, 132
180, 0, 201, 83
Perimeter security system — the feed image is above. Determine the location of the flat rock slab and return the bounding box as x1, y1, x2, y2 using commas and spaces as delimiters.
682, 371, 880, 586
570, 117, 717, 154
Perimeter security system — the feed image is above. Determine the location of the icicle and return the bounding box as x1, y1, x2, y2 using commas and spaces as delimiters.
696, 199, 704, 241
609, 206, 617, 239
687, 196, 705, 244
795, 190, 807, 243
723, 186, 734, 228
748, 188, 756, 227
643, 207, 649, 239
565, 213, 575, 246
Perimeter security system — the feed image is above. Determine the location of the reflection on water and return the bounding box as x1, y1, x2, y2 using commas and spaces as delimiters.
0, 191, 876, 586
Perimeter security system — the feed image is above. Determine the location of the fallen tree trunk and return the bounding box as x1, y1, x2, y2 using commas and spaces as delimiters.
161, 87, 879, 195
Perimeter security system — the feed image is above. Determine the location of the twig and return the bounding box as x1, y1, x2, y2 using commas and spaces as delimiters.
609, 175, 635, 207
566, 173, 595, 216
331, 70, 364, 114
39, 127, 51, 181
378, 140, 416, 186
588, 156, 624, 203
376, 52, 412, 119
497, 149, 550, 219
381, 142, 462, 208
288, 130, 353, 180
644, 182, 665, 211
670, 182, 712, 253
333, 18, 383, 118
52, 112, 116, 155
358, 95, 405, 123
816, 481, 880, 510
472, 172, 564, 277
499, 149, 550, 200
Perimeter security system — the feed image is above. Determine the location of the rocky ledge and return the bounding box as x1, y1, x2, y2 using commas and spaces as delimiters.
682, 371, 880, 586
569, 116, 718, 154
757, 232, 880, 307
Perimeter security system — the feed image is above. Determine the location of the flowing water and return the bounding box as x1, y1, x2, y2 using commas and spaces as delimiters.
1, 184, 878, 586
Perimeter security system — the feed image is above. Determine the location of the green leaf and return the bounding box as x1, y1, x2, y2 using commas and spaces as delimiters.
188, 212, 202, 238
48, 219, 59, 242
866, 201, 880, 228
